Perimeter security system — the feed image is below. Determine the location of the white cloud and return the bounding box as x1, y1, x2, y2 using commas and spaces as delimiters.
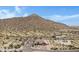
23, 13, 28, 17
15, 6, 21, 13
45, 14, 79, 25
0, 10, 16, 19
47, 14, 79, 21
0, 6, 28, 19
66, 14, 79, 18
15, 6, 28, 17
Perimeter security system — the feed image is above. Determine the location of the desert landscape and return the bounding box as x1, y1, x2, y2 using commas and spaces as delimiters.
0, 13, 78, 52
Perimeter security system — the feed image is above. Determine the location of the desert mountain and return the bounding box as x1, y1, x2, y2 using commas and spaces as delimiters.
0, 14, 68, 31
0, 14, 79, 52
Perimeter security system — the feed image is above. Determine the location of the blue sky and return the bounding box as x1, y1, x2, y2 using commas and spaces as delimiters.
0, 6, 79, 26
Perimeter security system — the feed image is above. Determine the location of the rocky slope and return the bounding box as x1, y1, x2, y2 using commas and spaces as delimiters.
0, 14, 69, 32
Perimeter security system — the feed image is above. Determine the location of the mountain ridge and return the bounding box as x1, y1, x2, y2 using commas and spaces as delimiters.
0, 14, 69, 31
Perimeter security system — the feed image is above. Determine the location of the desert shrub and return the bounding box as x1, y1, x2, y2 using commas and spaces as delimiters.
39, 37, 42, 39
16, 38, 18, 40
14, 44, 21, 49
50, 47, 58, 50
21, 42, 24, 45
75, 47, 79, 49
34, 42, 47, 46
9, 44, 13, 49
34, 42, 40, 45
2, 41, 5, 44
52, 36, 56, 38
34, 37, 38, 39
4, 47, 7, 49
3, 41, 7, 45
32, 44, 34, 47
68, 45, 74, 48
5, 36, 9, 39
68, 45, 77, 49
19, 39, 22, 41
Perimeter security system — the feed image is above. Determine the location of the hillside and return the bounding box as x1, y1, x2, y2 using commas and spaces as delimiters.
0, 14, 69, 32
